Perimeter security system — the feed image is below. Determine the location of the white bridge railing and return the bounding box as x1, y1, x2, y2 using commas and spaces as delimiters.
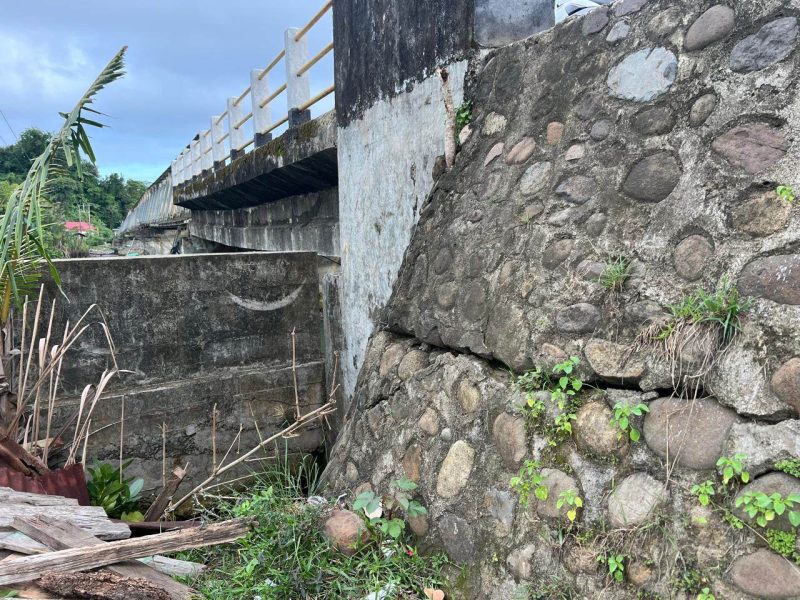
171, 1, 334, 189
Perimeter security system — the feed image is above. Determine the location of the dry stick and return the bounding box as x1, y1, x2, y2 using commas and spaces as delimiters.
144, 464, 188, 522
16, 285, 44, 425
81, 418, 91, 467
33, 299, 56, 445
169, 401, 335, 512
14, 295, 29, 426
43, 326, 69, 463
161, 422, 167, 487
291, 328, 300, 420
0, 517, 255, 586
211, 403, 218, 473
119, 395, 125, 481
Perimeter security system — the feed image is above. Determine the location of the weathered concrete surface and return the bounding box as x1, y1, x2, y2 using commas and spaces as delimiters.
188, 188, 339, 256
474, 0, 555, 47
338, 61, 467, 399
113, 226, 183, 256
37, 253, 325, 492
174, 112, 337, 211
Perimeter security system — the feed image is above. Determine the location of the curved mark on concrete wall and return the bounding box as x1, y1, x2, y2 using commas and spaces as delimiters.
227, 285, 303, 311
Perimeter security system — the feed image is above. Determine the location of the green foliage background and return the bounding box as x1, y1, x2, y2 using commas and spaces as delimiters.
0, 128, 146, 255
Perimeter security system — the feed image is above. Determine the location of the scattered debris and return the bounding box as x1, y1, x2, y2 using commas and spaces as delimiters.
144, 465, 187, 522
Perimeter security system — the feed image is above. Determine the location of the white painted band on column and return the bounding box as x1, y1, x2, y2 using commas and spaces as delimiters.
211, 115, 226, 164
250, 68, 272, 136
284, 27, 310, 110
170, 158, 180, 185
227, 97, 246, 154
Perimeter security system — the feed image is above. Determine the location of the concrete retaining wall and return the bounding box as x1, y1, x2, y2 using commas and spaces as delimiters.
37, 252, 326, 494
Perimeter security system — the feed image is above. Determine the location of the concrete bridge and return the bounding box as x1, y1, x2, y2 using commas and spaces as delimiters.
116, 0, 555, 403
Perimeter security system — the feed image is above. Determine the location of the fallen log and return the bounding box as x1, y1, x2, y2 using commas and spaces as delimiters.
38, 570, 171, 600
144, 466, 187, 522
0, 517, 254, 586
10, 517, 192, 600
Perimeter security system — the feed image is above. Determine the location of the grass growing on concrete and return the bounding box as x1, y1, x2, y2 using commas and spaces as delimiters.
181, 459, 450, 599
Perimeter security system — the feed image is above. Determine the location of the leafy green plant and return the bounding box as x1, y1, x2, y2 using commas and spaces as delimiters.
722, 509, 744, 530
86, 460, 144, 521
353, 477, 427, 541
510, 460, 548, 507
598, 256, 632, 292
691, 480, 716, 507
513, 367, 546, 420
659, 277, 752, 345
455, 101, 473, 141
598, 553, 626, 583
611, 402, 649, 441
717, 454, 750, 486
549, 357, 583, 437
697, 587, 715, 600
766, 528, 800, 563
777, 185, 796, 203
775, 458, 800, 479
735, 491, 800, 528
556, 489, 583, 522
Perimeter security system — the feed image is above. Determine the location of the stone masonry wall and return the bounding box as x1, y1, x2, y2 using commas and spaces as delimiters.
325, 1, 800, 598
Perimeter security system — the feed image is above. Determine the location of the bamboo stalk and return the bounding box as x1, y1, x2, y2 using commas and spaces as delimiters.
296, 84, 335, 112
294, 0, 333, 42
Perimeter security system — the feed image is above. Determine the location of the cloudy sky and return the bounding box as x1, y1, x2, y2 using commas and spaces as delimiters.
0, 1, 334, 184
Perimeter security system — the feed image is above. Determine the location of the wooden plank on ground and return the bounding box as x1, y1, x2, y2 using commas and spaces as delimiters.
139, 555, 206, 577
144, 466, 187, 522
0, 504, 129, 540
0, 531, 48, 554
0, 517, 253, 586
0, 487, 77, 506
11, 518, 193, 600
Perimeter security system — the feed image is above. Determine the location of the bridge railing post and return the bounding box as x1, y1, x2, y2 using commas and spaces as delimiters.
211, 115, 226, 168
191, 137, 202, 180
201, 129, 213, 174
170, 158, 180, 186
181, 148, 191, 184
284, 27, 311, 128
250, 69, 273, 148
227, 97, 246, 161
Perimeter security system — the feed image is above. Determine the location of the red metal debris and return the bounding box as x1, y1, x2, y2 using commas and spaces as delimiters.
0, 463, 90, 505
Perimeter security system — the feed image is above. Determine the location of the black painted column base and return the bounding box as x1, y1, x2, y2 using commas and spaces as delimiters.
288, 108, 311, 128
255, 132, 273, 148
230, 149, 243, 161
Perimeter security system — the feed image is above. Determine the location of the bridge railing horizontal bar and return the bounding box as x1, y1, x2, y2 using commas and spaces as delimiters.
170, 0, 334, 190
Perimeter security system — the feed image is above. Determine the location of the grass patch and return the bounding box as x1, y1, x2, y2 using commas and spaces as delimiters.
181, 460, 450, 599
598, 256, 632, 292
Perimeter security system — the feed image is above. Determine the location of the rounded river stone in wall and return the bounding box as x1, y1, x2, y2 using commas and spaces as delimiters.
643, 397, 738, 469
730, 549, 800, 599
555, 176, 594, 204
689, 93, 717, 126
585, 213, 607, 236
684, 5, 735, 51
631, 106, 675, 136
731, 190, 792, 236
730, 17, 799, 73
614, 0, 648, 17
739, 255, 800, 305
607, 48, 678, 102
673, 234, 713, 281
438, 513, 476, 564
542, 239, 575, 269
772, 358, 800, 413
622, 152, 681, 202
590, 120, 613, 141
608, 473, 668, 527
519, 162, 553, 196
582, 6, 609, 36
536, 469, 580, 519
574, 401, 628, 458
712, 122, 788, 174
556, 303, 601, 334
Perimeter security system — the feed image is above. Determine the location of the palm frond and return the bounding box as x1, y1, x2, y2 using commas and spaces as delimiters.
0, 47, 127, 322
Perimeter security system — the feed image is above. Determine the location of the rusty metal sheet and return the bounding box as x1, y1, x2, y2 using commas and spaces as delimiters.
0, 463, 90, 506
